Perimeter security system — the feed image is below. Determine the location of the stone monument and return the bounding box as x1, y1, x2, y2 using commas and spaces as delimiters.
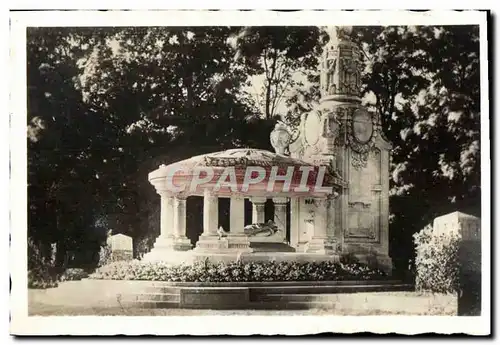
143, 26, 392, 274
289, 26, 393, 272
433, 211, 481, 315
107, 233, 134, 261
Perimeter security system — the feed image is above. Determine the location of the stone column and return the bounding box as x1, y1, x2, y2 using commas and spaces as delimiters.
202, 189, 218, 236
230, 196, 245, 234
160, 192, 174, 239
326, 192, 341, 253
195, 189, 228, 251
305, 196, 335, 254
142, 193, 191, 262
290, 197, 300, 247
250, 197, 267, 224
272, 197, 288, 243
228, 195, 252, 251
172, 196, 192, 250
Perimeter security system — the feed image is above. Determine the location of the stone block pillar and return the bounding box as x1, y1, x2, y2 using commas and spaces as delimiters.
228, 196, 252, 251
305, 196, 336, 254
250, 197, 266, 224
433, 212, 481, 316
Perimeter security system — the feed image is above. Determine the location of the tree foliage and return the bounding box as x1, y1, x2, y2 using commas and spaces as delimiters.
232, 26, 326, 120
351, 25, 480, 270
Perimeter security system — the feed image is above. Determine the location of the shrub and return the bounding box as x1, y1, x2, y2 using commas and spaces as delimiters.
413, 224, 460, 293
59, 268, 89, 282
28, 268, 59, 289
28, 238, 59, 289
340, 252, 359, 265
97, 244, 112, 267
89, 259, 387, 282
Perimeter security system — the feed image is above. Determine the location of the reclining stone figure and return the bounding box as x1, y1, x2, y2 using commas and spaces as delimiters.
216, 221, 280, 239
243, 220, 279, 237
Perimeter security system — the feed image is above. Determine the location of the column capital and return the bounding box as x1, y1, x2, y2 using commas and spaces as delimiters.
250, 196, 267, 204
203, 188, 218, 202
158, 190, 173, 198
174, 196, 187, 204
230, 195, 245, 202
328, 191, 341, 199
272, 196, 288, 205
314, 196, 330, 208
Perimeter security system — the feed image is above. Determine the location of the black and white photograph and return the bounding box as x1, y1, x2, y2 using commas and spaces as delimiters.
9, 9, 490, 336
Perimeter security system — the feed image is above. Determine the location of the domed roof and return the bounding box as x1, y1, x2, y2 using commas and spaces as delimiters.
164, 148, 314, 170
148, 148, 345, 197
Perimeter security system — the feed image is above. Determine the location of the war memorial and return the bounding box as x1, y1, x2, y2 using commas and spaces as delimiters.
19, 18, 483, 325
143, 27, 393, 273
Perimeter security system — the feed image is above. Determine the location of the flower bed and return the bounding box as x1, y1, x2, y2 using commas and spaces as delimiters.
89, 260, 386, 282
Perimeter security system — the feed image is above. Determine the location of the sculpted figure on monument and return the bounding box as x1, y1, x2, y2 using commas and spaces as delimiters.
336, 26, 353, 41
326, 57, 337, 94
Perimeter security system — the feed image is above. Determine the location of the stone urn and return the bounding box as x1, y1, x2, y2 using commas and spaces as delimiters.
270, 122, 291, 155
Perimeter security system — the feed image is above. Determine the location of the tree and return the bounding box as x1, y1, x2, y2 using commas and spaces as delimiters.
27, 28, 113, 268
73, 26, 273, 253
351, 25, 481, 272
231, 26, 326, 120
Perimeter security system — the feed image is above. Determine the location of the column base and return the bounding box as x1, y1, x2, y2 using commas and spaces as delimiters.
142, 236, 193, 263
304, 237, 339, 255
151, 236, 193, 251
194, 234, 253, 253
194, 235, 229, 252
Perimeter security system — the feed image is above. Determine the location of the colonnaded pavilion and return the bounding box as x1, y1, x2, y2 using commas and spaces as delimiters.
143, 26, 393, 273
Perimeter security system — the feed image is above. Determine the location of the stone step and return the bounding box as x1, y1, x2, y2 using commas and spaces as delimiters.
143, 286, 182, 294
250, 283, 412, 296
122, 301, 180, 309
249, 301, 336, 310
255, 293, 348, 303
123, 293, 181, 303
249, 242, 296, 252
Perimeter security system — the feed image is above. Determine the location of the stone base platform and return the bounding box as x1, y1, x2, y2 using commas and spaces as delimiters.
32, 279, 412, 310
142, 249, 342, 265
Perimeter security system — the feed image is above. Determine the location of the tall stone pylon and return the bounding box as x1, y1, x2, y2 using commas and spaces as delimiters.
290, 26, 393, 274
320, 26, 362, 104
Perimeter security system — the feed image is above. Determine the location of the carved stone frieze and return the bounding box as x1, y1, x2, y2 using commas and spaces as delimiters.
320, 27, 362, 99
344, 227, 376, 240
351, 151, 369, 170
348, 201, 371, 209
